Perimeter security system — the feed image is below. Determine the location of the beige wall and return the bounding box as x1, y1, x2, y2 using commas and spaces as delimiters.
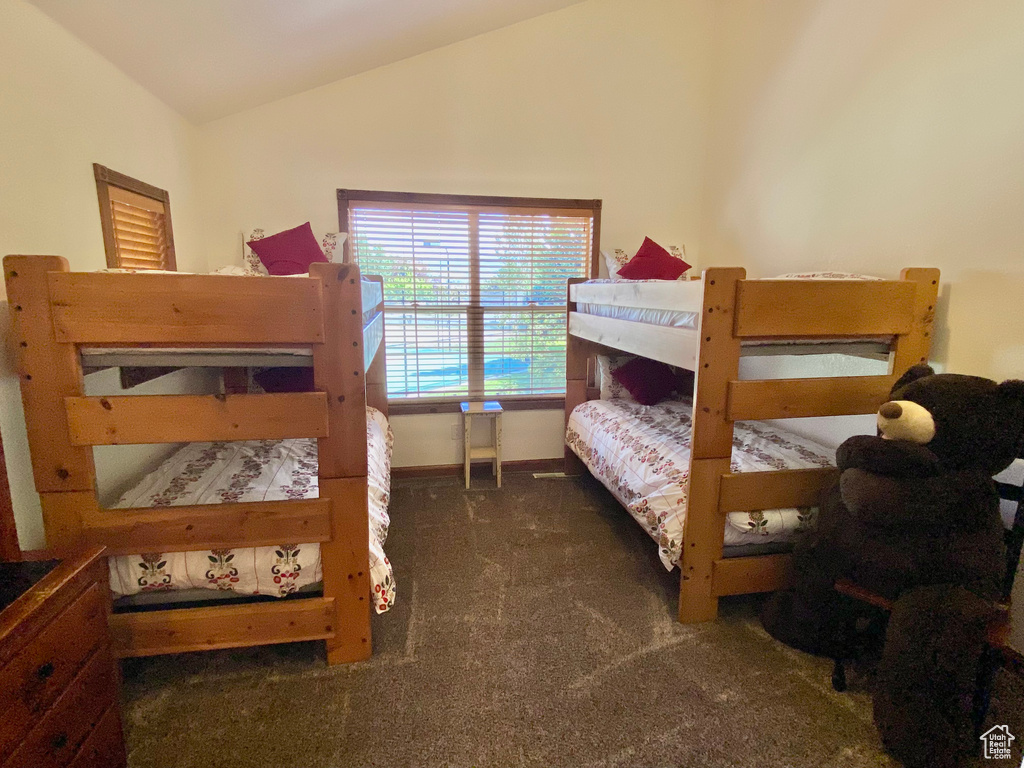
702, 0, 1024, 383
0, 0, 209, 548
197, 0, 714, 466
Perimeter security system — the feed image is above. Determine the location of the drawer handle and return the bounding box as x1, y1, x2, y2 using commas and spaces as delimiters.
36, 662, 55, 680
50, 732, 68, 751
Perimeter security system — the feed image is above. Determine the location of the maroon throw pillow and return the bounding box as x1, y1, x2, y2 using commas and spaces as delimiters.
252, 367, 315, 393
611, 356, 679, 405
617, 237, 692, 280
246, 222, 326, 276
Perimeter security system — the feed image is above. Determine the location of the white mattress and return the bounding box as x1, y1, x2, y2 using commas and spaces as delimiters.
571, 278, 891, 357
107, 406, 396, 613
567, 398, 835, 570
81, 278, 385, 370
577, 302, 699, 329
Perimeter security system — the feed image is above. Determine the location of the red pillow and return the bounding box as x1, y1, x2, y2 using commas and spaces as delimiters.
610, 356, 679, 405
246, 222, 327, 276
617, 237, 692, 280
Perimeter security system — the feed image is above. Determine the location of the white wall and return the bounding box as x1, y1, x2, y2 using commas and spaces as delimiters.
196, 0, 714, 466
702, 0, 1024, 383
0, 0, 209, 548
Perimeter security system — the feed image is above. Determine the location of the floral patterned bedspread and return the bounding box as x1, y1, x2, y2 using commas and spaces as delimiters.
108, 407, 396, 613
566, 399, 834, 570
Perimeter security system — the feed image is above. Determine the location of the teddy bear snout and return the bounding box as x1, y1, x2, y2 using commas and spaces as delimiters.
879, 402, 903, 420
877, 399, 936, 444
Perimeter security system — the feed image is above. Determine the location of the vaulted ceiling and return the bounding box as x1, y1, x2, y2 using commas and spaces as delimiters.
28, 0, 587, 124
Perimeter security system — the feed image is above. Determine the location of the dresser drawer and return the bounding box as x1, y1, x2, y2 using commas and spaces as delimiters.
0, 583, 106, 760
3, 645, 117, 768
67, 705, 127, 768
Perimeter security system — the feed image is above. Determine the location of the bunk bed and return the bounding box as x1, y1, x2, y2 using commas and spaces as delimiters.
564, 267, 940, 623
4, 255, 389, 665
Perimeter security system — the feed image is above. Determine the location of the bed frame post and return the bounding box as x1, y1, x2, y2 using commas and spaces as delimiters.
565, 278, 589, 475
4, 255, 95, 554
678, 267, 746, 623
891, 268, 940, 377
311, 261, 373, 664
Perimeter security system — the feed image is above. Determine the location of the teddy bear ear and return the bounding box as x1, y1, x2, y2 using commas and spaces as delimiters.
891, 364, 934, 395
997, 379, 1024, 405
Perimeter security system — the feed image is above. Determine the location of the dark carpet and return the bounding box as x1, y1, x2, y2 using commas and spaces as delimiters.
121, 473, 1024, 768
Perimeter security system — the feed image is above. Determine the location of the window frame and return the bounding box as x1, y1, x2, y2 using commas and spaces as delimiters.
94, 163, 177, 271
338, 190, 601, 414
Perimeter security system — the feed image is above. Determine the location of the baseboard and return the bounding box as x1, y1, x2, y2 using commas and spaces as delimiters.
392, 458, 563, 479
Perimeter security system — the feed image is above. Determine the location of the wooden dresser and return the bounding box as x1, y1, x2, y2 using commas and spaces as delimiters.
0, 546, 126, 768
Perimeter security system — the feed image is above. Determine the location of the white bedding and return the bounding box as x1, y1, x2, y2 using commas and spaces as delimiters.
108, 407, 396, 613
566, 398, 834, 570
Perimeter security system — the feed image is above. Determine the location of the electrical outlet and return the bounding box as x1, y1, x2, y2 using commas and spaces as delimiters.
450, 424, 460, 441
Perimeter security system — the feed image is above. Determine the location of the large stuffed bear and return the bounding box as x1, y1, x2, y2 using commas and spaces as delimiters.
762, 365, 1024, 768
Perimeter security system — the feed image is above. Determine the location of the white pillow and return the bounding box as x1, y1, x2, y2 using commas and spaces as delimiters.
597, 354, 637, 401
602, 244, 689, 279
242, 228, 347, 276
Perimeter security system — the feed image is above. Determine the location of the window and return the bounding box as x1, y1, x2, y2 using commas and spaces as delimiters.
94, 164, 176, 271
339, 191, 600, 407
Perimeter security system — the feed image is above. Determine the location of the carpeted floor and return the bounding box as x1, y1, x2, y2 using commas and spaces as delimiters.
121, 472, 1024, 768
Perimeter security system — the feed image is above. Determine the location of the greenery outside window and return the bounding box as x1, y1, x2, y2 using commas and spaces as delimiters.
339, 190, 600, 410
94, 164, 176, 271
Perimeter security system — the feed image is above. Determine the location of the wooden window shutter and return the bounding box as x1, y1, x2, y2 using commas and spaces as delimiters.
94, 164, 177, 271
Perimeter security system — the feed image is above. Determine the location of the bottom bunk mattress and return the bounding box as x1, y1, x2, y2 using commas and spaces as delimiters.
108, 407, 395, 613
566, 398, 834, 570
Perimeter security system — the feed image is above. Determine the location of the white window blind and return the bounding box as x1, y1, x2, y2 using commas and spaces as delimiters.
349, 200, 595, 401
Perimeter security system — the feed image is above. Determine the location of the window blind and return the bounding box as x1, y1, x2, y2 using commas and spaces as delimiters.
349, 199, 595, 401
108, 186, 173, 270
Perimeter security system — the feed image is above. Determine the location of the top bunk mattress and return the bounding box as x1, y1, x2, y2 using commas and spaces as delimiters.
107, 406, 396, 613
570, 277, 893, 359
79, 277, 384, 369
566, 398, 835, 570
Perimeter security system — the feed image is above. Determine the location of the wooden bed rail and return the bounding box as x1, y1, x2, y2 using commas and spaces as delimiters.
726, 377, 892, 421
718, 467, 840, 513
79, 499, 333, 555
65, 392, 329, 445
108, 598, 337, 657
47, 270, 325, 344
734, 278, 916, 338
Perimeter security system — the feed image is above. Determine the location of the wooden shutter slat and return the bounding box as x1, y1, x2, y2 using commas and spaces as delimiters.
111, 220, 162, 239
116, 246, 164, 260
115, 255, 167, 271
114, 234, 162, 249
108, 185, 166, 214
112, 208, 162, 230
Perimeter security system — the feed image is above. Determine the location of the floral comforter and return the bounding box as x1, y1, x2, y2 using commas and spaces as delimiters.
108, 407, 396, 613
566, 399, 834, 570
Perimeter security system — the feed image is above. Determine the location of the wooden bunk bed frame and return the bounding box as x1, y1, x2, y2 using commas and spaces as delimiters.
565, 266, 940, 624
4, 255, 387, 665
